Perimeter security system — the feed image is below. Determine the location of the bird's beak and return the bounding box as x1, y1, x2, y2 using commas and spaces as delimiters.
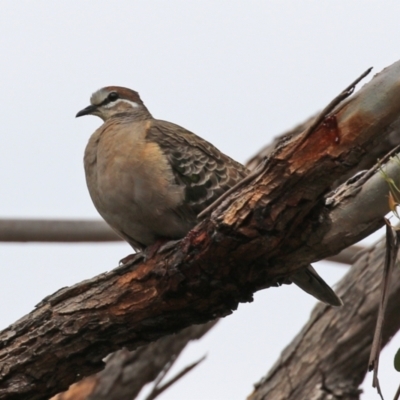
76, 104, 98, 118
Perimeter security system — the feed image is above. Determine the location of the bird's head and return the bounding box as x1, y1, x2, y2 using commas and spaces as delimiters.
76, 86, 151, 121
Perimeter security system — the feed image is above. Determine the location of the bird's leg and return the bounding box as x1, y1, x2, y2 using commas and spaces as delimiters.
119, 238, 180, 265
119, 252, 142, 266
143, 238, 178, 259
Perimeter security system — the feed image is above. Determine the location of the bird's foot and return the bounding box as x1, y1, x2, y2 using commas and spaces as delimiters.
143, 238, 170, 259
143, 238, 181, 259
119, 239, 181, 265
119, 253, 141, 266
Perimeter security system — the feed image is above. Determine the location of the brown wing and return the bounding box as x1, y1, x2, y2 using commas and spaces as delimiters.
146, 120, 249, 217
146, 121, 343, 306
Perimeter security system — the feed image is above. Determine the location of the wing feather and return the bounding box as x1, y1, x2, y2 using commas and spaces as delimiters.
146, 120, 248, 217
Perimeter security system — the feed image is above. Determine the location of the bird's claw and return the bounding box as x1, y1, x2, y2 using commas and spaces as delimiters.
119, 253, 140, 266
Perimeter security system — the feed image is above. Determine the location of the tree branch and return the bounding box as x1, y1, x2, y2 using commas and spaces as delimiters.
0, 219, 120, 242
50, 322, 216, 400
3, 60, 400, 399
248, 234, 400, 400
144, 355, 206, 400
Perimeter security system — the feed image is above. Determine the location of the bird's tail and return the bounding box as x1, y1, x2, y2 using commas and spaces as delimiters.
290, 265, 343, 307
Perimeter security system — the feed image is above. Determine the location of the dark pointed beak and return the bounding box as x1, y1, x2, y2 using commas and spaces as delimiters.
76, 104, 97, 118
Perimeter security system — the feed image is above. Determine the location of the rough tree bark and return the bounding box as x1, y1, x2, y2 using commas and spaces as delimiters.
2, 61, 400, 400
248, 237, 400, 400
51, 321, 217, 400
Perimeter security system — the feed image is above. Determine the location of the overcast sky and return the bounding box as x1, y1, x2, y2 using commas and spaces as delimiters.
1, 2, 399, 399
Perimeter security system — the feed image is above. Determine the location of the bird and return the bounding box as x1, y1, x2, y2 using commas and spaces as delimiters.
76, 86, 342, 307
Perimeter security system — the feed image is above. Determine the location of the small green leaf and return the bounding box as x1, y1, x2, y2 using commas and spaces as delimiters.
394, 348, 400, 371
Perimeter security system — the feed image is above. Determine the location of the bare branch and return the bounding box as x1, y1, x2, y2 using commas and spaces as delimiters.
145, 355, 206, 400
248, 236, 400, 400
51, 322, 216, 400
318, 151, 400, 255
294, 67, 372, 150
0, 219, 120, 242
394, 384, 400, 400
368, 221, 399, 399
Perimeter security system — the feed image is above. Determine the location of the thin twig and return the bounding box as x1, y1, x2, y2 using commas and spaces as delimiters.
368, 219, 399, 400
394, 383, 400, 400
294, 67, 372, 151
356, 143, 400, 187
145, 355, 206, 400
148, 354, 178, 397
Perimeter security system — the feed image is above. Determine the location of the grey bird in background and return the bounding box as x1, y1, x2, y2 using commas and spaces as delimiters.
76, 86, 342, 307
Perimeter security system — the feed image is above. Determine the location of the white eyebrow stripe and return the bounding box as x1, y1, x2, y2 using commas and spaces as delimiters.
103, 99, 140, 109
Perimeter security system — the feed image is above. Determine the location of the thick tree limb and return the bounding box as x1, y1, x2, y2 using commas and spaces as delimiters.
51, 321, 216, 400
2, 61, 400, 400
248, 235, 400, 400
247, 105, 400, 191
50, 241, 387, 400
284, 147, 400, 266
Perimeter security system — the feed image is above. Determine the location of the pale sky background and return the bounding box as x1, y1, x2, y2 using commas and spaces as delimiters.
0, 2, 399, 399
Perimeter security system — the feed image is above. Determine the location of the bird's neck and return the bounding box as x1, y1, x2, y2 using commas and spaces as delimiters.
110, 107, 153, 122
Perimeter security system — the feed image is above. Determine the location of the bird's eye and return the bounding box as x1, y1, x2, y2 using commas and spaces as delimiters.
108, 92, 119, 102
